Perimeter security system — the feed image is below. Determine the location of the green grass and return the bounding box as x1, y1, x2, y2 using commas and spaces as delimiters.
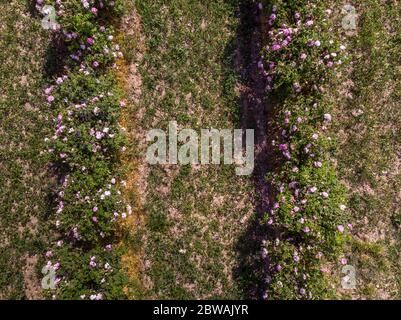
0, 0, 51, 299
334, 0, 401, 299
132, 0, 255, 299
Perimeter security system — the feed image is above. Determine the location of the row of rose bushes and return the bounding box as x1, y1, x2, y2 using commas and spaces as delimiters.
257, 1, 350, 299
38, 0, 129, 299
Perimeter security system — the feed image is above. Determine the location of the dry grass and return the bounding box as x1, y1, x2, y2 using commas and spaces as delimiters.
331, 0, 401, 299
0, 0, 52, 299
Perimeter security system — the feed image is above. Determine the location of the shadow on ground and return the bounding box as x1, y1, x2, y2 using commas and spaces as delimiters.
224, 0, 280, 299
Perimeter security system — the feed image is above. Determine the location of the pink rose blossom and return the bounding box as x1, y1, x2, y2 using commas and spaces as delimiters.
309, 187, 317, 193
321, 192, 329, 198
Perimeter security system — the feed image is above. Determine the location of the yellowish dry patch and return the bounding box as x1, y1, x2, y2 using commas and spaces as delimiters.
114, 3, 147, 298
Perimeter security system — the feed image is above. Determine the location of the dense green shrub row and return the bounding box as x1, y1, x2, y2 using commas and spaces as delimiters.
258, 1, 350, 299
38, 0, 128, 299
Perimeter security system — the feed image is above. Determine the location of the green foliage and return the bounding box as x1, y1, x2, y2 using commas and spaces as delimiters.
260, 1, 349, 299
39, 0, 129, 299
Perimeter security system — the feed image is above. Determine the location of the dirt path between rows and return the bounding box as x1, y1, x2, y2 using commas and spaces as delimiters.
117, 1, 277, 299
116, 4, 148, 298
234, 2, 274, 299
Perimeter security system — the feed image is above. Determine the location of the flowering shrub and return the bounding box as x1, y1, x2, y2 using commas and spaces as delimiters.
258, 1, 346, 95
258, 1, 350, 299
38, 0, 129, 299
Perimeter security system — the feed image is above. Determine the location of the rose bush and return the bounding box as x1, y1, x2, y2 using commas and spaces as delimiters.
258, 1, 350, 299
37, 0, 129, 299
